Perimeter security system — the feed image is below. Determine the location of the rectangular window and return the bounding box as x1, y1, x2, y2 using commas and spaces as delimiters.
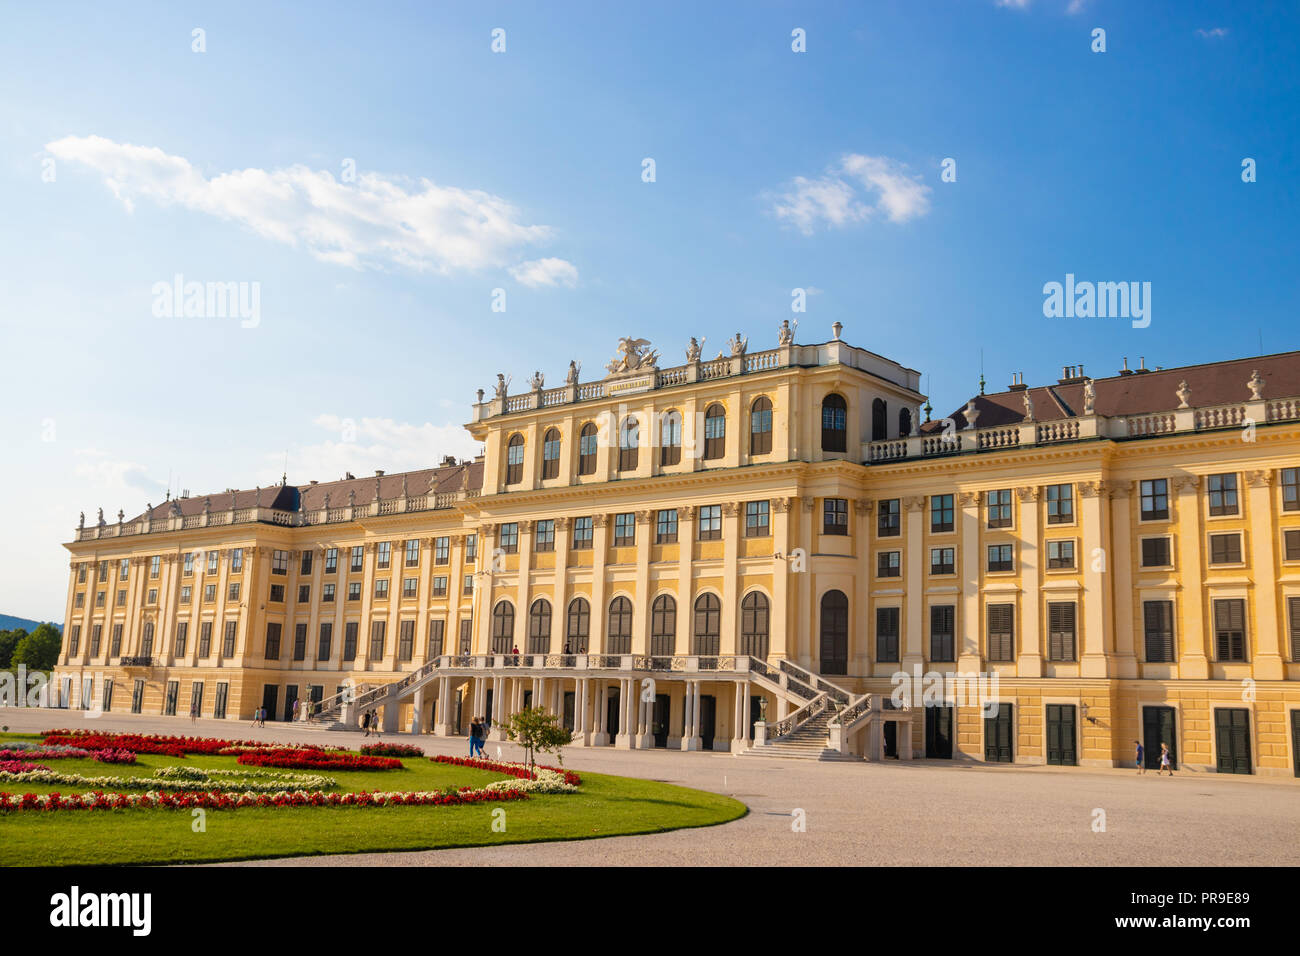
929, 605, 955, 662
293, 623, 307, 661
987, 544, 1013, 573
323, 583, 336, 602
465, 534, 477, 562
182, 553, 193, 576
499, 523, 519, 554
343, 623, 358, 661
406, 539, 421, 567
931, 494, 954, 533
298, 584, 310, 603
987, 604, 1014, 662
986, 489, 1012, 528
269, 584, 285, 603
1209, 533, 1243, 565
90, 624, 102, 657
1289, 596, 1300, 661
1207, 473, 1239, 516
697, 505, 722, 541
434, 536, 450, 564
1047, 602, 1077, 661
429, 620, 445, 657
877, 551, 901, 578
376, 541, 391, 569
119, 558, 130, 581
96, 591, 105, 608
1046, 483, 1073, 524
164, 680, 178, 716
534, 519, 555, 552
149, 555, 160, 578
203, 584, 216, 603
656, 509, 678, 544
229, 582, 242, 601
214, 682, 228, 719
74, 592, 85, 609
878, 498, 900, 536
614, 513, 636, 546
300, 549, 313, 575
403, 577, 418, 598
174, 622, 188, 657
117, 589, 127, 607
230, 548, 243, 573
207, 551, 218, 575
264, 622, 282, 660
398, 620, 415, 661
876, 607, 900, 662
180, 585, 192, 605
823, 498, 848, 536
318, 622, 333, 661
1285, 529, 1300, 562
222, 620, 237, 657
931, 548, 955, 575
432, 576, 448, 598
98, 561, 109, 583
745, 501, 770, 537
197, 622, 211, 658
77, 564, 87, 584
1282, 468, 1299, 511
68, 625, 81, 657
374, 579, 389, 599
572, 517, 593, 549
348, 582, 361, 601
1140, 479, 1169, 520
1213, 599, 1247, 661
1047, 540, 1075, 569
350, 545, 364, 572
463, 574, 474, 596
459, 618, 473, 654
271, 549, 289, 575
1141, 537, 1172, 567
325, 548, 338, 573
147, 588, 158, 605
369, 620, 386, 659
1143, 600, 1175, 662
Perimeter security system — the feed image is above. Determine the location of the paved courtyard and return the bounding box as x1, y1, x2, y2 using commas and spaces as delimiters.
4, 706, 1297, 866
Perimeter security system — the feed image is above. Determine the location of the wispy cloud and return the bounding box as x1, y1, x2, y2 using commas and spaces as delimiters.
767, 153, 932, 235
282, 414, 481, 485
995, 0, 1032, 9
509, 257, 580, 288
45, 134, 573, 278
1196, 27, 1229, 39
72, 448, 165, 500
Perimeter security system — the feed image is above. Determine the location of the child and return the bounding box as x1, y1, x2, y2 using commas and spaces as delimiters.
1135, 739, 1145, 774
1159, 742, 1173, 776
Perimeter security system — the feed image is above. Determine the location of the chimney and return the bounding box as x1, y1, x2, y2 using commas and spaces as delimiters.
1009, 372, 1028, 392
309, 480, 318, 485
345, 472, 355, 480
440, 455, 457, 467
374, 470, 385, 477
1135, 356, 1150, 374
1119, 357, 1132, 376
1057, 365, 1086, 385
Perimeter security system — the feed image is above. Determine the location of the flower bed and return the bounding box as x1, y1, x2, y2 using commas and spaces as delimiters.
0, 747, 136, 765
0, 765, 335, 793
360, 743, 425, 757
41, 731, 343, 758
0, 760, 50, 774
237, 749, 402, 771
0, 786, 529, 813
432, 755, 581, 787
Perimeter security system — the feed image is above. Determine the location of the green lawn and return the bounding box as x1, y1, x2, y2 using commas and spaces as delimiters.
0, 735, 746, 865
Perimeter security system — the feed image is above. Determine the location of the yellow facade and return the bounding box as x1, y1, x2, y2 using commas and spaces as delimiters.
52, 335, 1300, 775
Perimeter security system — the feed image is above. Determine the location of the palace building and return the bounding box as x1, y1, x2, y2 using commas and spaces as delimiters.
52, 327, 1300, 775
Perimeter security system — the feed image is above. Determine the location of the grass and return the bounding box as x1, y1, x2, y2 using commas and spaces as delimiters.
0, 735, 746, 865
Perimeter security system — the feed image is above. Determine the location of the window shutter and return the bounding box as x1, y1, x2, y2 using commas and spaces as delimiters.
1289, 597, 1300, 662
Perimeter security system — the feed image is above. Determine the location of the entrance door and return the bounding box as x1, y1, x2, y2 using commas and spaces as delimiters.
926, 706, 953, 758
189, 681, 204, 718
284, 684, 299, 722
819, 591, 849, 675
606, 689, 620, 740
164, 680, 179, 716
883, 721, 898, 758
261, 685, 279, 722
984, 703, 1013, 762
699, 695, 716, 750
485, 689, 493, 726
652, 694, 670, 748
1143, 706, 1177, 770
1046, 704, 1077, 765
131, 679, 145, 714
1292, 711, 1300, 778
563, 691, 575, 732
1214, 708, 1252, 774
750, 696, 764, 736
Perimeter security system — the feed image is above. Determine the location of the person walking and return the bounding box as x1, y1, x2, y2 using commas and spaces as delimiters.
469, 716, 481, 757
190, 701, 198, 723
1135, 739, 1145, 774
361, 709, 371, 737
1159, 742, 1174, 776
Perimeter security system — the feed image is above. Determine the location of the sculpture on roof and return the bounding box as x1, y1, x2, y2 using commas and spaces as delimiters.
963, 398, 981, 430
79, 511, 85, 529
1083, 378, 1096, 415
97, 508, 105, 526
1022, 391, 1034, 422
169, 498, 182, 517
529, 370, 545, 391
1176, 380, 1191, 409
728, 331, 748, 357
685, 337, 703, 363
1248, 369, 1264, 401
778, 319, 796, 345
565, 360, 580, 385
605, 337, 659, 376
493, 373, 510, 400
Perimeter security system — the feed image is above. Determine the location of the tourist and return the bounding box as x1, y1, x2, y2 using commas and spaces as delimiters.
361, 709, 371, 737
1159, 742, 1173, 776
563, 641, 571, 654
469, 716, 482, 757
190, 701, 198, 723
1135, 739, 1145, 774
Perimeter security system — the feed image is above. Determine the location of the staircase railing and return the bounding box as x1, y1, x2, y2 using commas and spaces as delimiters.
777, 659, 851, 705
767, 693, 832, 740
827, 693, 872, 735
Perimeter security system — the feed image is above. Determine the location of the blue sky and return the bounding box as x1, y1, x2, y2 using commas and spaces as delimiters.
2, 0, 1297, 621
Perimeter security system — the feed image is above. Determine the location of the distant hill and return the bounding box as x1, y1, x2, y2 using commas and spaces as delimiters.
0, 615, 60, 633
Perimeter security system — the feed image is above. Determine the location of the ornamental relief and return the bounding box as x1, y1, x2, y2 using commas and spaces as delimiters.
958, 491, 979, 508
774, 497, 793, 514
1245, 470, 1272, 487
903, 496, 927, 512
1173, 475, 1200, 493
1015, 486, 1040, 502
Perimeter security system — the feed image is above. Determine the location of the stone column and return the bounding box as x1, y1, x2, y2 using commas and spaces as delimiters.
676, 506, 696, 652
797, 498, 815, 668
1109, 482, 1138, 677
720, 503, 740, 653
682, 680, 702, 750
1079, 480, 1111, 677
772, 499, 793, 659
1174, 476, 1209, 679
410, 687, 424, 734
902, 497, 927, 667
593, 681, 609, 746
958, 491, 982, 671
435, 675, 453, 735
1246, 471, 1284, 679
1017, 486, 1042, 677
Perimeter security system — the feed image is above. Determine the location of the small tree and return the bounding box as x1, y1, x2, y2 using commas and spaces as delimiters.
500, 707, 573, 776
0, 629, 26, 670
12, 624, 60, 672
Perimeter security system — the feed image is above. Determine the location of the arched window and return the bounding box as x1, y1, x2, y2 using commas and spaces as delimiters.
607, 597, 633, 654
578, 423, 598, 476
693, 593, 721, 655
819, 590, 848, 675
703, 404, 726, 460
651, 595, 676, 656
898, 406, 912, 438
740, 592, 770, 659
660, 410, 682, 467
542, 428, 561, 480
871, 398, 887, 442
619, 416, 639, 472
505, 434, 525, 485
822, 394, 847, 452
566, 597, 590, 653
750, 397, 773, 455
491, 600, 515, 653
528, 598, 551, 653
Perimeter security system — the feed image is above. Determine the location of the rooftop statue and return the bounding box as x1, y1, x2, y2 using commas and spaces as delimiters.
606, 337, 659, 376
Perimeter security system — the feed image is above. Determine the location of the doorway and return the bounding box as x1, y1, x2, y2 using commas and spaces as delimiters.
563, 691, 575, 732
284, 684, 299, 722
698, 695, 717, 750
1046, 704, 1077, 765
261, 685, 279, 722
926, 706, 953, 758
984, 702, 1013, 762
606, 688, 620, 741
652, 694, 670, 748
1142, 706, 1177, 770
1214, 708, 1252, 774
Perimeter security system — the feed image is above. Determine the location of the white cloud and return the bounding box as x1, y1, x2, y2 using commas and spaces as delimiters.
996, 0, 1031, 8
45, 135, 567, 276
282, 415, 481, 485
508, 257, 580, 288
1066, 0, 1087, 13
767, 154, 932, 235
1196, 27, 1228, 39
72, 449, 166, 499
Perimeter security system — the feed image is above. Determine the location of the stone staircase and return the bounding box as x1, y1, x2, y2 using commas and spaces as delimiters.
742, 708, 859, 762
